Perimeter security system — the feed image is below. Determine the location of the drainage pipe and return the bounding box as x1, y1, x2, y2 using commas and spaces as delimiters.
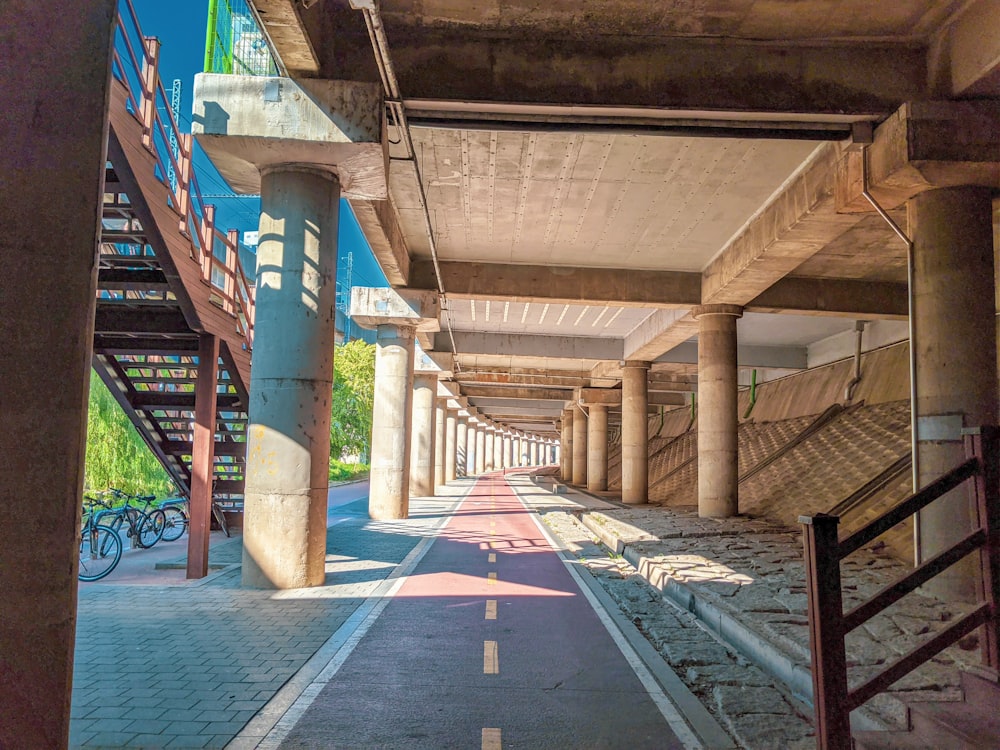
742, 369, 758, 419
861, 144, 920, 563
686, 393, 697, 432
844, 321, 867, 402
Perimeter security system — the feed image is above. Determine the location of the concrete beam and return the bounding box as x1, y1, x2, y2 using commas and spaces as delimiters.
468, 399, 564, 416
373, 32, 926, 116
410, 260, 698, 308
655, 342, 807, 370
579, 389, 685, 407
701, 142, 865, 307
439, 331, 623, 360
624, 311, 699, 362
455, 369, 593, 388
930, 0, 1000, 97
837, 101, 1000, 212
747, 278, 908, 319
192, 74, 387, 199
460, 385, 573, 402
350, 287, 439, 331
347, 200, 410, 286
252, 0, 318, 75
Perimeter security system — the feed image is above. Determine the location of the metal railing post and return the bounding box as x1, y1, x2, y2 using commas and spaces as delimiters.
801, 513, 852, 750
176, 133, 193, 235
139, 36, 160, 151
968, 427, 1000, 672
200, 205, 216, 281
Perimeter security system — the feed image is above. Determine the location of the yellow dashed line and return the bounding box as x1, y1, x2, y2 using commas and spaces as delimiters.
485, 599, 497, 620
483, 641, 499, 674
488, 553, 496, 563
487, 571, 497, 585
482, 728, 502, 749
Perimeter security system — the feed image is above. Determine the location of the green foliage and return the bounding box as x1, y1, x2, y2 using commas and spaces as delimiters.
329, 458, 369, 482
330, 339, 376, 462
85, 371, 177, 497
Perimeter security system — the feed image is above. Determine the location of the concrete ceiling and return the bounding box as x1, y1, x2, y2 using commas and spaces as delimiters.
253, 0, 999, 434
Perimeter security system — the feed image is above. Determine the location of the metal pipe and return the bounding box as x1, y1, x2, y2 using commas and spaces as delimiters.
357, 4, 461, 366
742, 369, 758, 419
844, 321, 866, 402
861, 145, 920, 563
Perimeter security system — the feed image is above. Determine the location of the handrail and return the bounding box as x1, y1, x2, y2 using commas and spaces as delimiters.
111, 0, 255, 353
800, 426, 1000, 750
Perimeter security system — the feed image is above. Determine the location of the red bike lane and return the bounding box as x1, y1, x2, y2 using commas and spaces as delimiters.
278, 474, 690, 749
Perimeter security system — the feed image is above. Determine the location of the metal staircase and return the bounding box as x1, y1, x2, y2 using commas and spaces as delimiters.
94, 1, 256, 505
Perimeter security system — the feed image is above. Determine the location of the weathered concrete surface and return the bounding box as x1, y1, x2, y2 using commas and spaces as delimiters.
243, 168, 340, 590
409, 373, 437, 496
910, 187, 998, 601
588, 404, 609, 492
572, 405, 588, 485
192, 74, 386, 198
622, 362, 650, 505
0, 2, 116, 745
350, 287, 439, 331
369, 324, 415, 519
444, 408, 458, 482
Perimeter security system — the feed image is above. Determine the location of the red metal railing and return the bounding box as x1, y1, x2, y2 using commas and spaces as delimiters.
801, 426, 1000, 750
111, 0, 255, 352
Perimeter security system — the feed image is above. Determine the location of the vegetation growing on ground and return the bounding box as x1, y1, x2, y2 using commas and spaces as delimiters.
330, 339, 376, 478
85, 371, 177, 497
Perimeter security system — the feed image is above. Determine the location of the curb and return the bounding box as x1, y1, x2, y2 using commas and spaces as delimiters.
572, 508, 889, 733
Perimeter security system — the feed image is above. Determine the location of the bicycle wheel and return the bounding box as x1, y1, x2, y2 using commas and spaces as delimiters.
160, 506, 187, 542
78, 525, 122, 582
137, 509, 165, 548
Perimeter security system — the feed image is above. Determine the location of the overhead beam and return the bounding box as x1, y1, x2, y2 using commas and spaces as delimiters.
411, 260, 698, 308
251, 0, 318, 75
347, 200, 411, 286
747, 278, 908, 319
579, 389, 685, 407
440, 331, 623, 361
655, 341, 807, 370
930, 0, 1000, 97
374, 30, 926, 116
624, 311, 699, 362
837, 100, 1000, 212
460, 385, 572, 402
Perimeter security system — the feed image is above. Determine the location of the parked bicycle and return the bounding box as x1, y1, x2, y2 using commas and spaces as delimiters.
158, 497, 189, 542
93, 488, 166, 549
78, 495, 123, 582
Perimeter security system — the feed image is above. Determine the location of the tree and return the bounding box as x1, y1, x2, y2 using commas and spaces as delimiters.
330, 339, 376, 462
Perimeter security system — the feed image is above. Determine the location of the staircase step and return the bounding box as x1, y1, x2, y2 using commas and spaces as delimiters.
852, 729, 947, 750
907, 699, 1000, 750
961, 668, 1000, 711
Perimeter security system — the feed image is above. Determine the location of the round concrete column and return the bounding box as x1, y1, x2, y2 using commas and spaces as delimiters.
532, 439, 540, 466
513, 434, 522, 466
588, 404, 609, 492
409, 373, 437, 497
434, 398, 447, 493
561, 410, 574, 481
466, 420, 478, 475
693, 305, 743, 519
485, 428, 495, 471
622, 361, 651, 505
243, 167, 340, 589
573, 408, 588, 484
444, 409, 458, 482
503, 433, 513, 469
456, 416, 469, 477
368, 323, 416, 520
475, 425, 486, 474
910, 187, 998, 600
494, 429, 504, 469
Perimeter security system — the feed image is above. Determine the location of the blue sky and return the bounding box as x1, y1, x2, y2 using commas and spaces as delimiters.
131, 0, 388, 290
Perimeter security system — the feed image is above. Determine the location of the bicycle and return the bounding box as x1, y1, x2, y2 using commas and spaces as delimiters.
94, 488, 166, 549
78, 496, 123, 582
158, 497, 189, 542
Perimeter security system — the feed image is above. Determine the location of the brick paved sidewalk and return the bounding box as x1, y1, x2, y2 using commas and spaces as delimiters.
70, 489, 466, 749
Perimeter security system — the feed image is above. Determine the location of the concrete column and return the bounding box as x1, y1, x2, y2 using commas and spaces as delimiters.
494, 428, 504, 470
434, 398, 447, 493
409, 372, 437, 497
513, 434, 522, 466
444, 409, 458, 482
485, 428, 495, 471
572, 408, 588, 484
622, 361, 651, 505
588, 404, 609, 492
368, 323, 416, 520
466, 420, 477, 475
243, 167, 340, 589
555, 442, 561, 466
475, 424, 486, 474
693, 305, 743, 518
0, 3, 115, 743
561, 409, 574, 481
456, 416, 469, 477
503, 433, 513, 469
911, 187, 998, 600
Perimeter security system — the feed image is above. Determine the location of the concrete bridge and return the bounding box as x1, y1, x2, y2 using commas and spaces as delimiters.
3, 0, 1000, 747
